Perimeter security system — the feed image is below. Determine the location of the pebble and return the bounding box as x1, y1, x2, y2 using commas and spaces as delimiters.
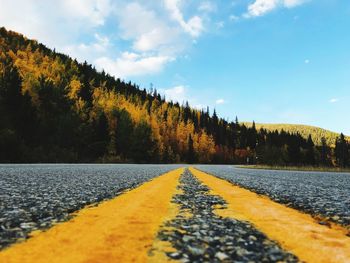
215, 251, 229, 260
168, 252, 181, 259
188, 246, 205, 257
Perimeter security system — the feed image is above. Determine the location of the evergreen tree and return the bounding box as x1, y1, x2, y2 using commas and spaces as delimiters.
305, 135, 315, 165
335, 134, 349, 167
287, 137, 301, 165
87, 112, 109, 159
320, 137, 331, 166
115, 109, 133, 158
130, 121, 156, 163
0, 59, 37, 161
186, 134, 195, 164
247, 122, 257, 149
96, 112, 109, 144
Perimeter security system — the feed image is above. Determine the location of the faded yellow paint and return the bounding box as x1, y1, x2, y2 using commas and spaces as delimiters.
0, 168, 184, 263
190, 167, 350, 263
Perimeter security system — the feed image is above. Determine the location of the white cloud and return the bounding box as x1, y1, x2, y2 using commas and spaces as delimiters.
216, 21, 225, 29
162, 85, 188, 103
244, 0, 308, 18
284, 0, 307, 8
229, 15, 239, 21
164, 0, 204, 37
117, 2, 180, 53
112, 2, 194, 76
329, 98, 339, 103
245, 0, 279, 17
161, 85, 205, 109
63, 33, 111, 63
61, 0, 112, 26
304, 59, 310, 64
133, 28, 168, 52
198, 1, 217, 13
0, 0, 114, 49
216, 99, 225, 104
95, 52, 174, 78
0, 0, 212, 78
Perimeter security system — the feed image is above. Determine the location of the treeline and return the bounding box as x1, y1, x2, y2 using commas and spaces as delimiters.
0, 27, 349, 166
244, 122, 348, 147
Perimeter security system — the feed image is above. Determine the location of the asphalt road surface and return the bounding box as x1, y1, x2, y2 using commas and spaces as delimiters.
0, 165, 349, 262
0, 164, 180, 248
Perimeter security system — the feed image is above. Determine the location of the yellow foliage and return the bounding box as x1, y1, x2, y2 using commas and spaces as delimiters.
194, 131, 216, 163
67, 79, 82, 100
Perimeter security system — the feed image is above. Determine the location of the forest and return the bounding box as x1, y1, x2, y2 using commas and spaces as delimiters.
243, 122, 349, 147
0, 27, 349, 166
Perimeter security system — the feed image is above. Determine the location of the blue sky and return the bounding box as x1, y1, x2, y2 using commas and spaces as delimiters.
0, 0, 349, 134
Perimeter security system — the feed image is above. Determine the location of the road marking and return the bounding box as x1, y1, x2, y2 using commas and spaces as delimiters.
190, 167, 350, 263
0, 168, 184, 263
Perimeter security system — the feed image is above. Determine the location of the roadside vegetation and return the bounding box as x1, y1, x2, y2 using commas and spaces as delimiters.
0, 27, 349, 167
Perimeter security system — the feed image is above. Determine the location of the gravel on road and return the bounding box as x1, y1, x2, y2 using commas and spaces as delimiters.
195, 165, 350, 227
158, 169, 298, 262
0, 164, 180, 249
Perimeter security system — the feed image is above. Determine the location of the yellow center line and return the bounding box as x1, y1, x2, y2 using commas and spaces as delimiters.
0, 168, 184, 263
190, 167, 350, 263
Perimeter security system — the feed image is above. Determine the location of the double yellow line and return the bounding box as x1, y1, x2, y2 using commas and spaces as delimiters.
0, 167, 349, 263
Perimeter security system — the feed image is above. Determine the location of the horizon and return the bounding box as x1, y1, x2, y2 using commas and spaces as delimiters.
0, 0, 349, 134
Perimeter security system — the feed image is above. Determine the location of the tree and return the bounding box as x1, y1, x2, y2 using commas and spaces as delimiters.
186, 134, 195, 163
320, 137, 331, 166
0, 61, 23, 113
335, 133, 349, 167
87, 112, 109, 159
287, 136, 301, 165
96, 112, 109, 143
115, 109, 133, 158
0, 59, 37, 161
247, 122, 257, 149
305, 135, 315, 165
130, 121, 156, 163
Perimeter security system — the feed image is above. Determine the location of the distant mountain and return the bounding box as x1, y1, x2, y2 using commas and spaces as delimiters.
243, 123, 348, 146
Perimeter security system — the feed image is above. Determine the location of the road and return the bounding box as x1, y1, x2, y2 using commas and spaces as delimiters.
0, 165, 349, 262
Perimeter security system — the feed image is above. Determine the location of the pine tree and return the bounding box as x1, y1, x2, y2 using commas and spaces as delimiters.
130, 121, 156, 163
305, 135, 315, 165
85, 112, 110, 159
335, 133, 349, 167
320, 137, 330, 166
186, 134, 195, 163
115, 109, 134, 158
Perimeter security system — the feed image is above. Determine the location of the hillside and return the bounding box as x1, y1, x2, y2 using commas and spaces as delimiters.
243, 123, 349, 146
0, 27, 349, 166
